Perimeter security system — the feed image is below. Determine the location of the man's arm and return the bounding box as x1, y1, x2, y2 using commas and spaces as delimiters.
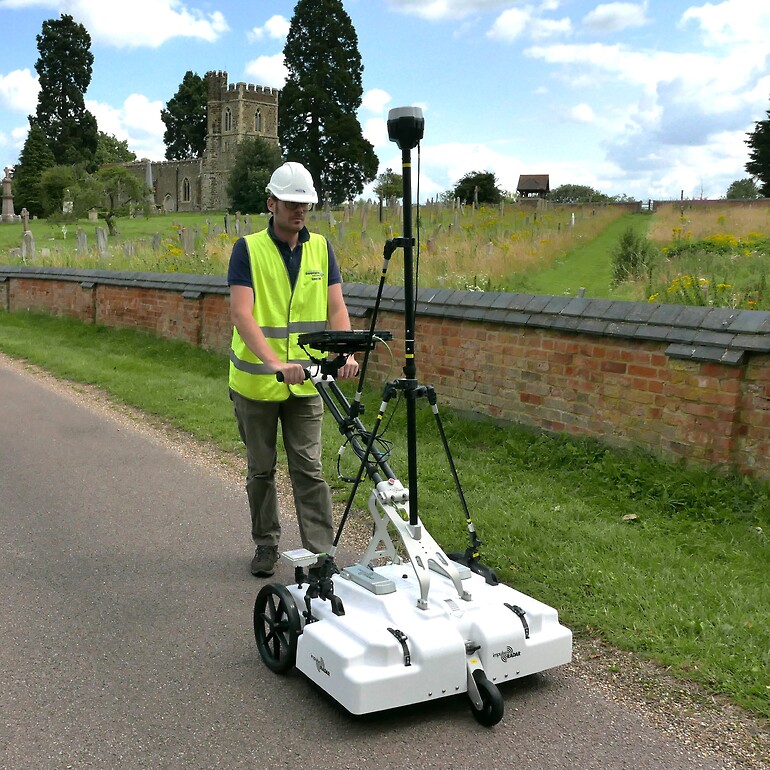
230, 285, 306, 385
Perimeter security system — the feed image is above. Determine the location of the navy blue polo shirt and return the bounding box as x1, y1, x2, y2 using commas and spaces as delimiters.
227, 217, 341, 290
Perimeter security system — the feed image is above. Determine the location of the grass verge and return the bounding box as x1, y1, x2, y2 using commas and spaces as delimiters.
0, 310, 768, 721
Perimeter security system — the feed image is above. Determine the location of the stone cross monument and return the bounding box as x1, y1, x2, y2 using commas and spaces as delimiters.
1, 166, 15, 223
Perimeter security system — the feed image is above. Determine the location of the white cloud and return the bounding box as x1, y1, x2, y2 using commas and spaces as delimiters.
0, 68, 39, 113
487, 7, 528, 41
680, 0, 770, 46
582, 2, 649, 34
363, 117, 389, 149
569, 103, 595, 123
87, 93, 166, 160
247, 14, 290, 43
487, 5, 571, 42
244, 54, 288, 90
385, 0, 515, 21
0, 0, 229, 48
362, 89, 392, 114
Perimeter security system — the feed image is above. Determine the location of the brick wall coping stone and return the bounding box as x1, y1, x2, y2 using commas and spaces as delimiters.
3, 266, 770, 365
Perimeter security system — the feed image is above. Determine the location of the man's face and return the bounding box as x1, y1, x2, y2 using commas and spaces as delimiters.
268, 196, 311, 237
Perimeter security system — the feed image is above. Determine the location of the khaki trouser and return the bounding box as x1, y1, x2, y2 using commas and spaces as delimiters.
231, 390, 334, 555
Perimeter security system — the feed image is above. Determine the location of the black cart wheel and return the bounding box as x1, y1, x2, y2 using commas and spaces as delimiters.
253, 583, 301, 674
469, 670, 504, 726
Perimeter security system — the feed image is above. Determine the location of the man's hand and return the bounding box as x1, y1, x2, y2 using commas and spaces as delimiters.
337, 356, 359, 380
273, 362, 307, 385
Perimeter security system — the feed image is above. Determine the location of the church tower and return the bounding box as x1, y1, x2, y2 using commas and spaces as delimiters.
201, 71, 280, 210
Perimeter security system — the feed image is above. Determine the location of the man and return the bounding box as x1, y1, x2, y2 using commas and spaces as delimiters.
227, 161, 358, 577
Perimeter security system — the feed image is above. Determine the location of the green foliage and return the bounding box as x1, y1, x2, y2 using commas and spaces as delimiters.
279, 0, 378, 205
34, 14, 98, 169
549, 184, 613, 204
452, 170, 502, 205
725, 178, 759, 200
161, 71, 208, 161
746, 104, 770, 197
226, 136, 282, 214
39, 164, 79, 217
373, 168, 403, 201
73, 167, 149, 234
12, 119, 56, 217
611, 226, 658, 285
647, 234, 770, 310
95, 132, 137, 166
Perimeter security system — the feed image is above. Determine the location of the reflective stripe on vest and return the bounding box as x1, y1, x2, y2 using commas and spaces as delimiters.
228, 229, 328, 401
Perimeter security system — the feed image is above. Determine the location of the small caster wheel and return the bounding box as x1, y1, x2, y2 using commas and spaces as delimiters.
254, 583, 301, 674
469, 670, 504, 726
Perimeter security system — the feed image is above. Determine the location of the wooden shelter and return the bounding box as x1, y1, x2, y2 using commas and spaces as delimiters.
517, 174, 550, 198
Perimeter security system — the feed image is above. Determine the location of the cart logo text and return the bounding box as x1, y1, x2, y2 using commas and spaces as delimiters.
311, 653, 330, 676
493, 646, 521, 662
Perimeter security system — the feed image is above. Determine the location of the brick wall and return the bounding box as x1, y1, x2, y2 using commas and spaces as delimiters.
2, 266, 769, 481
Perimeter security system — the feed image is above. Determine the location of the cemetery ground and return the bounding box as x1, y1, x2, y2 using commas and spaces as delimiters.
0, 312, 767, 767
2, 199, 770, 308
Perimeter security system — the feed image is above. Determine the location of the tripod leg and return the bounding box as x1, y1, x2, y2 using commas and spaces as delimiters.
426, 386, 499, 586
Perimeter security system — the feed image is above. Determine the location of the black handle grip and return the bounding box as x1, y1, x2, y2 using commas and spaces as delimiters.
275, 368, 311, 383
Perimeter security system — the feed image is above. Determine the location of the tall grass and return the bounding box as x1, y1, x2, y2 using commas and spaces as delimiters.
0, 202, 628, 292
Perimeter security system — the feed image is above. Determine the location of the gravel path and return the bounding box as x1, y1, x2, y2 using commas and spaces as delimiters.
2, 352, 767, 769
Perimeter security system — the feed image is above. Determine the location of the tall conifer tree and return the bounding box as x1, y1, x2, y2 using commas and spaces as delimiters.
34, 14, 98, 169
13, 119, 56, 217
161, 71, 208, 160
280, 0, 378, 205
746, 105, 770, 197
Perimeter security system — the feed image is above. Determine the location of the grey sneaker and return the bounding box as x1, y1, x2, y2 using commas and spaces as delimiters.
251, 545, 279, 577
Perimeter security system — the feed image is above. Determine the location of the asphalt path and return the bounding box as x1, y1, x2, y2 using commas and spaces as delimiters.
0, 360, 747, 769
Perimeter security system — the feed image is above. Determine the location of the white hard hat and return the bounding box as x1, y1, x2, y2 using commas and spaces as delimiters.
265, 162, 318, 204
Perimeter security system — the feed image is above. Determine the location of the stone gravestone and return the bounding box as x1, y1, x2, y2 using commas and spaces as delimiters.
96, 227, 108, 259
224, 213, 231, 236
20, 207, 29, 233
88, 208, 99, 222
1, 166, 15, 223
181, 227, 195, 255
235, 212, 241, 235
243, 214, 251, 235
152, 233, 162, 251
21, 230, 35, 261
76, 229, 88, 254
62, 188, 73, 215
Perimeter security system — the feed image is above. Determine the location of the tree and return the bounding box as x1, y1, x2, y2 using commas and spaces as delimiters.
548, 184, 612, 204
280, 0, 378, 205
226, 136, 282, 213
34, 14, 98, 169
373, 168, 403, 201
95, 132, 137, 166
39, 164, 79, 217
12, 119, 56, 217
161, 71, 208, 160
746, 105, 770, 196
452, 171, 502, 205
726, 178, 760, 200
77, 167, 148, 235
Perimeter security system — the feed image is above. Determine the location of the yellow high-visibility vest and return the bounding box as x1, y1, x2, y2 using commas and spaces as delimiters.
229, 229, 328, 400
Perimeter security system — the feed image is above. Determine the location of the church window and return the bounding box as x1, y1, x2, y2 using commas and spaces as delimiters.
224, 107, 232, 132
182, 177, 191, 202
255, 109, 262, 133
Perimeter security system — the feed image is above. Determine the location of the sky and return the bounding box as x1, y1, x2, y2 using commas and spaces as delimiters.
1, 0, 769, 202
